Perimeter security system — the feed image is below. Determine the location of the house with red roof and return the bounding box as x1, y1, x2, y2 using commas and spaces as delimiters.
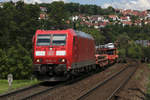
39, 13, 47, 20
122, 21, 132, 26
120, 16, 131, 22
108, 15, 119, 21
122, 9, 132, 16
134, 20, 142, 26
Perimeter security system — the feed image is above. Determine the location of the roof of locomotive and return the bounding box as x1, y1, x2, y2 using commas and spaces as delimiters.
35, 29, 71, 34
35, 29, 94, 40
75, 30, 94, 40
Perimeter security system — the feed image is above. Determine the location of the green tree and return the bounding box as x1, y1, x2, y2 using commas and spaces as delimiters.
118, 48, 126, 58
64, 3, 80, 15
7, 42, 32, 79
142, 47, 150, 58
127, 42, 143, 59
0, 49, 8, 79
47, 1, 69, 29
81, 27, 106, 44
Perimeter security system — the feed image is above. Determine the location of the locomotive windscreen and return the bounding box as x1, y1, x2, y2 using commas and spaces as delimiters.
52, 34, 66, 46
36, 34, 66, 46
37, 34, 51, 46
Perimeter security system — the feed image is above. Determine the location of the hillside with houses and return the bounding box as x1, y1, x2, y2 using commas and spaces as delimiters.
38, 3, 150, 31
70, 9, 150, 29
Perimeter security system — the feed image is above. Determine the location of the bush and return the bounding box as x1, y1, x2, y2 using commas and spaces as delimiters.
0, 49, 9, 79
0, 43, 32, 79
127, 42, 143, 59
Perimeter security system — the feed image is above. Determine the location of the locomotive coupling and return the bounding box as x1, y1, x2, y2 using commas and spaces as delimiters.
54, 64, 67, 73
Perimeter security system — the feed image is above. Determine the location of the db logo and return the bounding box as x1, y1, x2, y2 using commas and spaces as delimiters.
48, 51, 54, 55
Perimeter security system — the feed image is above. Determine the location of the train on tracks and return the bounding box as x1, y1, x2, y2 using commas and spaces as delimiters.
32, 29, 118, 81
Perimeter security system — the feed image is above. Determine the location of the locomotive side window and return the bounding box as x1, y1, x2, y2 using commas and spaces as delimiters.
52, 34, 66, 46
37, 34, 51, 46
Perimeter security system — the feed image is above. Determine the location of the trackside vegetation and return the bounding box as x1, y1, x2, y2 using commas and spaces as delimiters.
0, 1, 150, 79
0, 79, 39, 94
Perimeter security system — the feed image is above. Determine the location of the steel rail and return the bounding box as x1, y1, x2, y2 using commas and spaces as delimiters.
20, 67, 104, 100
0, 82, 63, 100
21, 85, 61, 100
21, 72, 97, 100
77, 63, 136, 100
107, 60, 139, 100
107, 65, 137, 100
0, 63, 130, 100
0, 82, 41, 98
0, 67, 99, 100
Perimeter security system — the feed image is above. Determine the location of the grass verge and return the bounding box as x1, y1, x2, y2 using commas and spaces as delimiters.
146, 64, 150, 100
146, 76, 150, 100
0, 79, 39, 94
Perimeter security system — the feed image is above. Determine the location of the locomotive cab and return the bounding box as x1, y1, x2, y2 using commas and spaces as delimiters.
33, 31, 69, 80
33, 29, 96, 81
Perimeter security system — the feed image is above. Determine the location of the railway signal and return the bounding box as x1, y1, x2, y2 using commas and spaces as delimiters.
8, 74, 13, 89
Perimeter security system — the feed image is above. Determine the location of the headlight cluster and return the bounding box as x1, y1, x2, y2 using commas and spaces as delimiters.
58, 58, 66, 63
36, 58, 43, 63
36, 58, 66, 63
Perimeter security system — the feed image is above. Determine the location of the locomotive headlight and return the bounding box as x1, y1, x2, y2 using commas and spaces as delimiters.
58, 58, 66, 63
36, 58, 42, 63
62, 59, 65, 62
36, 59, 40, 62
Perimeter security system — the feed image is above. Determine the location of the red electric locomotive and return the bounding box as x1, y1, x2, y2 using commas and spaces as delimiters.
32, 29, 96, 81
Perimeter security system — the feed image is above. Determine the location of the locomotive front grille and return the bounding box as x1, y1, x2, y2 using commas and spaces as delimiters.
46, 59, 57, 63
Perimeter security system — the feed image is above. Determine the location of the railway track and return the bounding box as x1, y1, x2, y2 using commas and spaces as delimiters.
0, 69, 98, 100
31, 64, 129, 100
0, 62, 136, 100
77, 62, 138, 100
0, 81, 63, 100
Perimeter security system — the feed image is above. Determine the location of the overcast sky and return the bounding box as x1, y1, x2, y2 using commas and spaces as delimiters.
1, 0, 150, 10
